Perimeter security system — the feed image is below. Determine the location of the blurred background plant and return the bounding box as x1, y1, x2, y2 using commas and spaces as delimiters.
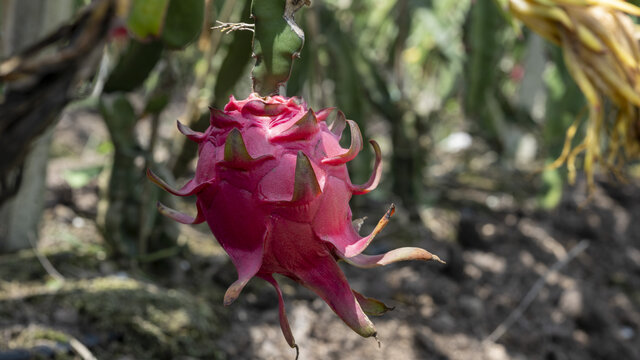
1, 0, 621, 258
506, 0, 640, 194
1, 0, 640, 359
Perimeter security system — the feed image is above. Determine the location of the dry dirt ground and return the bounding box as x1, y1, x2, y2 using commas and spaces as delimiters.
1, 109, 640, 360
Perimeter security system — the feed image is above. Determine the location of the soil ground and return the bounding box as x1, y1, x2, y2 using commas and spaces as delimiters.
1, 108, 639, 360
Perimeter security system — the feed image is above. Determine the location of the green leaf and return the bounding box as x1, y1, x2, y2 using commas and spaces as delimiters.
104, 40, 163, 93
126, 0, 170, 40
63, 166, 104, 189
162, 0, 205, 49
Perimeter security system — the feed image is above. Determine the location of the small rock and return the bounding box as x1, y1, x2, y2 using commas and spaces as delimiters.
484, 342, 509, 360
291, 303, 314, 342
464, 264, 482, 280
619, 326, 635, 340
573, 329, 589, 345
466, 251, 506, 273
559, 288, 583, 318
72, 216, 85, 228
418, 295, 435, 318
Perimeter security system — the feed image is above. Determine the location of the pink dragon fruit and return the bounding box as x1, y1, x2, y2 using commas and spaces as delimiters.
148, 93, 442, 352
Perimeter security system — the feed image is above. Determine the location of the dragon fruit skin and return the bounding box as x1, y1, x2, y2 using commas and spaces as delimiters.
148, 93, 442, 350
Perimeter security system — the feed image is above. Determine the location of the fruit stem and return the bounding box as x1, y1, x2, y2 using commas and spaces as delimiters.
250, 0, 308, 96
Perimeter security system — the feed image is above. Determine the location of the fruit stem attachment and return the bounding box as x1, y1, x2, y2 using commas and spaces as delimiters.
250, 0, 309, 96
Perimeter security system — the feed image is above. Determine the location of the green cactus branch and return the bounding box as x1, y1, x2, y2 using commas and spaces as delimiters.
251, 0, 309, 96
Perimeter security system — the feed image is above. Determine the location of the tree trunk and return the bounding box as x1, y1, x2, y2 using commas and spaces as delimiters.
0, 0, 73, 252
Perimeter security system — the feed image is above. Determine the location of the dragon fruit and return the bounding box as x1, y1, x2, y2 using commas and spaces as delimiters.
147, 93, 442, 351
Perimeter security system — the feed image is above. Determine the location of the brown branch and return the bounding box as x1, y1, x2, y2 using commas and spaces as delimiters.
0, 0, 115, 204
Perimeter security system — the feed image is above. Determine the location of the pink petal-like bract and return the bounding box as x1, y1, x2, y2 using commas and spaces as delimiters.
149, 94, 442, 352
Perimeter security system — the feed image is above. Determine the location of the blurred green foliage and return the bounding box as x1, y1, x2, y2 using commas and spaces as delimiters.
104, 40, 164, 93
126, 0, 170, 39
66, 0, 604, 258
63, 166, 104, 189
162, 0, 205, 48
126, 0, 204, 48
